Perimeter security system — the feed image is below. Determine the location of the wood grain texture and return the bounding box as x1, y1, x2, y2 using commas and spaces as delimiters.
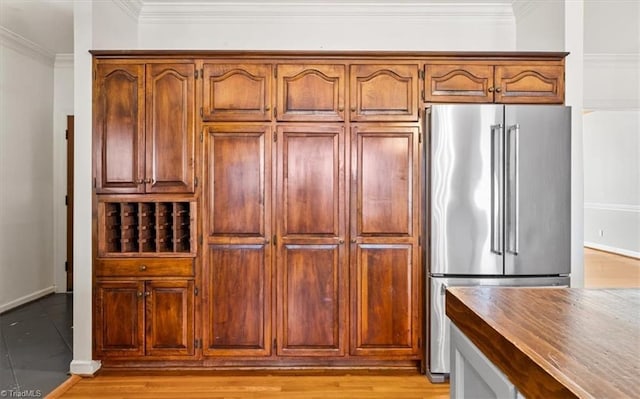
54, 373, 449, 399
584, 247, 640, 288
446, 287, 640, 399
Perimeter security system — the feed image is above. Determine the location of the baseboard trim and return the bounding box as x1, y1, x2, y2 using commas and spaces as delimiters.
0, 286, 56, 314
584, 242, 640, 260
70, 360, 102, 376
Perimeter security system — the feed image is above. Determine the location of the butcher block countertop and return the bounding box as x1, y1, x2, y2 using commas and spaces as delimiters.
445, 287, 640, 399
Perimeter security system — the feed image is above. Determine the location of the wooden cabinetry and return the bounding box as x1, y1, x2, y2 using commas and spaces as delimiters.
350, 126, 421, 357
425, 63, 564, 104
203, 125, 272, 357
94, 62, 196, 194
276, 64, 346, 121
94, 274, 195, 359
350, 64, 419, 121
275, 125, 347, 356
92, 50, 567, 370
202, 64, 272, 121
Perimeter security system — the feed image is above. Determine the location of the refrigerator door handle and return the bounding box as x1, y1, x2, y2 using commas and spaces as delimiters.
490, 124, 503, 255
507, 124, 520, 255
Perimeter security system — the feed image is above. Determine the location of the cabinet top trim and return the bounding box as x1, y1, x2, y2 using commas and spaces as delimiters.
90, 50, 569, 61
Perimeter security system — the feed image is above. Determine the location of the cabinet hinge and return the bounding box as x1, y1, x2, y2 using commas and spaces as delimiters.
419, 133, 422, 143
65, 195, 68, 206
273, 132, 277, 142
195, 287, 199, 296
200, 107, 203, 117
195, 339, 202, 349
421, 89, 425, 102
195, 69, 199, 79
65, 129, 69, 140
274, 106, 277, 118
201, 68, 204, 78
65, 261, 68, 272
93, 177, 96, 188
419, 235, 422, 246
195, 176, 199, 187
198, 235, 203, 246
274, 65, 277, 78
199, 131, 203, 142
273, 339, 277, 349
419, 69, 425, 80
273, 235, 277, 245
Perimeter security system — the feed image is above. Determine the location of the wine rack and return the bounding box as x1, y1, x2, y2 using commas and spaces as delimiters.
100, 201, 195, 255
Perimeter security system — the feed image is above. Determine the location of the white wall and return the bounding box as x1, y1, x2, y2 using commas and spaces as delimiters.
513, 0, 565, 51
71, 0, 139, 375
0, 36, 55, 312
583, 0, 639, 258
53, 54, 74, 293
137, 3, 515, 50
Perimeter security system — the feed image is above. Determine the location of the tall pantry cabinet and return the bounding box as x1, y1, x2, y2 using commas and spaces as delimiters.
92, 51, 566, 370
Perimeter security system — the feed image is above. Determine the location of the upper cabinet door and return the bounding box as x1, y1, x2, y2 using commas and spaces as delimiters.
203, 64, 272, 121
425, 64, 494, 103
350, 64, 419, 122
145, 63, 196, 193
495, 65, 565, 104
94, 63, 146, 194
276, 64, 346, 122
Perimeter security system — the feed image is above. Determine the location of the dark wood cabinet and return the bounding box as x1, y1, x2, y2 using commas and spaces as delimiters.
94, 61, 196, 194
203, 124, 272, 357
95, 278, 194, 358
350, 64, 419, 122
276, 64, 346, 121
93, 51, 566, 370
350, 125, 421, 357
275, 125, 347, 356
94, 64, 145, 194
203, 63, 272, 121
425, 63, 564, 104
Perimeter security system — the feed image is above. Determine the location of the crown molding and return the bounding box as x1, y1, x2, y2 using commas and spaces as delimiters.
511, 0, 536, 21
113, 0, 144, 21
0, 26, 55, 65
55, 53, 74, 68
137, 2, 514, 24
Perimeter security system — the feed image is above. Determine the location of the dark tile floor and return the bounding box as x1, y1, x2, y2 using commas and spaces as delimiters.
0, 294, 73, 397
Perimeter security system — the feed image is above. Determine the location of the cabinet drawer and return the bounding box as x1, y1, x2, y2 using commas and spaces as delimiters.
96, 258, 194, 277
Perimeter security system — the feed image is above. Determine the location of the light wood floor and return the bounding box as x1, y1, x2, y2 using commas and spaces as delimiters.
584, 247, 640, 288
48, 373, 449, 399
49, 248, 638, 398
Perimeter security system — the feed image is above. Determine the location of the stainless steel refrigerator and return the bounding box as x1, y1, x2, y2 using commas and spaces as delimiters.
426, 104, 571, 381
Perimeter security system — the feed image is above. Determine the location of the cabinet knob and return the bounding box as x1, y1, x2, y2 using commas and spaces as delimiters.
488, 87, 495, 93
351, 239, 357, 244
137, 292, 143, 297
495, 87, 502, 93
338, 238, 344, 244
145, 291, 151, 297
351, 107, 356, 112
139, 265, 147, 271
264, 239, 270, 244
136, 179, 144, 184
338, 107, 344, 112
265, 106, 270, 112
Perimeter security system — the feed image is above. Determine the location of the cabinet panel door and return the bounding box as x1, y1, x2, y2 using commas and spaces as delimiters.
276, 64, 346, 121
94, 63, 145, 194
206, 125, 270, 237
145, 279, 195, 357
353, 126, 418, 236
277, 125, 344, 237
203, 64, 272, 121
351, 244, 418, 356
95, 280, 145, 357
350, 64, 419, 121
495, 65, 564, 104
425, 64, 494, 103
146, 63, 195, 193
278, 244, 345, 356
204, 245, 271, 356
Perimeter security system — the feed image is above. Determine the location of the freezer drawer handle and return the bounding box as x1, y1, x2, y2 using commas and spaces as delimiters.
507, 124, 520, 255
490, 124, 504, 255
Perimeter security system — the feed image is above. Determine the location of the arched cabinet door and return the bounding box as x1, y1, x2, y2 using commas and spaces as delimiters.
350, 64, 419, 122
495, 65, 564, 104
202, 64, 272, 121
425, 64, 494, 103
276, 64, 346, 122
